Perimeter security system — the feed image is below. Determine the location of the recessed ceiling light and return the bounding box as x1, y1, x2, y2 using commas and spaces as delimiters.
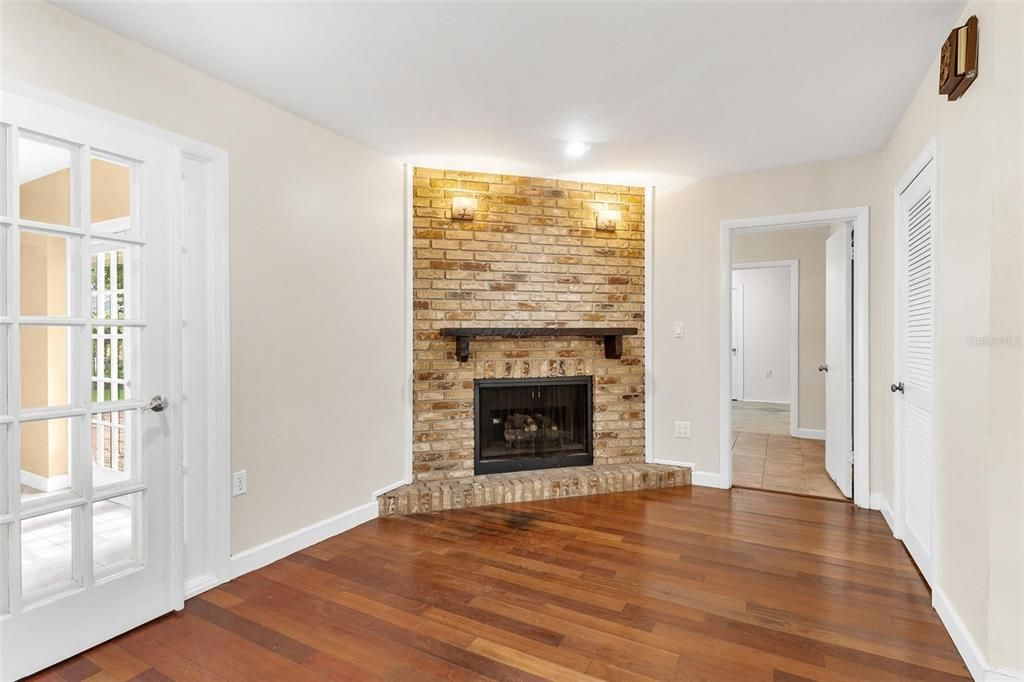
565, 141, 590, 158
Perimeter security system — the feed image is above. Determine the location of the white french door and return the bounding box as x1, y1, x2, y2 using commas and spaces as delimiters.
730, 285, 743, 400
0, 91, 180, 680
824, 226, 852, 498
894, 156, 937, 584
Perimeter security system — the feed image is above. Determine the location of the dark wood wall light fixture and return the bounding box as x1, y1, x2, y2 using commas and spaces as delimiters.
938, 16, 979, 101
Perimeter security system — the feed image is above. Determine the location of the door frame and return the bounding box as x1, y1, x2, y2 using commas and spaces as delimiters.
891, 137, 940, 584
719, 208, 869, 508
1, 79, 233, 602
730, 284, 745, 400
731, 260, 799, 436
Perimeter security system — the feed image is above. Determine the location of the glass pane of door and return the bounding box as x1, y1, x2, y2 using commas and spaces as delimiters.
92, 410, 134, 489
20, 326, 74, 410
20, 417, 77, 504
91, 155, 133, 237
21, 508, 77, 602
93, 491, 141, 579
20, 230, 76, 317
18, 135, 73, 227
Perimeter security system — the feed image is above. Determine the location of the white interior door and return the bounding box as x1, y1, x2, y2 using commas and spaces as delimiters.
895, 159, 937, 582
825, 226, 852, 497
730, 285, 744, 400
0, 91, 180, 679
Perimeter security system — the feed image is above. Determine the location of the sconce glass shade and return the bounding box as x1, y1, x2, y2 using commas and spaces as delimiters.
452, 196, 478, 220
597, 209, 621, 231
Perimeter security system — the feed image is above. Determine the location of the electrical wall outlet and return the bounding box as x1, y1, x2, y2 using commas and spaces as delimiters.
673, 322, 685, 339
232, 470, 247, 497
673, 421, 691, 438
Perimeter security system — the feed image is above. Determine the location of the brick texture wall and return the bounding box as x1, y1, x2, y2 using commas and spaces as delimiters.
412, 168, 645, 482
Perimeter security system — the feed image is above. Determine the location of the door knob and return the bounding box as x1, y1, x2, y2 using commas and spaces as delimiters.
144, 394, 169, 412
731, 347, 738, 353
818, 364, 828, 372
890, 382, 904, 394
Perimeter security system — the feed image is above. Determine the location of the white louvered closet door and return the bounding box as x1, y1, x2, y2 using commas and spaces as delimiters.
895, 158, 936, 583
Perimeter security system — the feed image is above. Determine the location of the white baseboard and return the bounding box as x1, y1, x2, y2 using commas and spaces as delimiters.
933, 586, 1023, 681
230, 499, 378, 579
692, 470, 724, 488
372, 477, 410, 499
736, 399, 791, 406
653, 459, 725, 489
21, 469, 70, 493
869, 492, 898, 537
793, 428, 826, 440
184, 573, 223, 599
869, 493, 1021, 681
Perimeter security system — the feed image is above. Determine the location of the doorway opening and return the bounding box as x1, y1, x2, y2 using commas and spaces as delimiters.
720, 208, 870, 508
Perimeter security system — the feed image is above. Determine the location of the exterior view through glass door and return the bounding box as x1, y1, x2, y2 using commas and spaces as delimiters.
0, 91, 180, 680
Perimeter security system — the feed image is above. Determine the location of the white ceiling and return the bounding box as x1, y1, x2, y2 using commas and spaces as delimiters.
54, 1, 965, 186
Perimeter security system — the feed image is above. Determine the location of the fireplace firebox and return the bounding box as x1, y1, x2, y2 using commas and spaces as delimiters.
473, 377, 593, 475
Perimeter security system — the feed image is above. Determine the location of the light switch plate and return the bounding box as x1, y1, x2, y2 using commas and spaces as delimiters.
232, 470, 247, 496
673, 421, 691, 438
673, 322, 685, 339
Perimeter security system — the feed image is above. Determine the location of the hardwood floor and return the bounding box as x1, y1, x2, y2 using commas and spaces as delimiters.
30, 487, 969, 681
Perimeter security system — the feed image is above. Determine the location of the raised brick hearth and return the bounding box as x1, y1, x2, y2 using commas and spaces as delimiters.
378, 463, 691, 516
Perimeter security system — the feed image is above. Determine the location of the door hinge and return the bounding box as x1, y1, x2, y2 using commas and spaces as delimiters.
848, 450, 855, 465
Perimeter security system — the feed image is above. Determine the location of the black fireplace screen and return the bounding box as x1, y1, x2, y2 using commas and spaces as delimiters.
474, 377, 593, 475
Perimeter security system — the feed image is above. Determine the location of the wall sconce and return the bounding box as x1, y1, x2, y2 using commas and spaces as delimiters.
452, 196, 478, 221
597, 209, 621, 231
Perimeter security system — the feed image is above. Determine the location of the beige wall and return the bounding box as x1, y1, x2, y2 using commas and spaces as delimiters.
652, 152, 882, 477
732, 225, 830, 430
19, 230, 68, 478
20, 169, 71, 224
877, 1, 1022, 670
1, 1, 407, 553
654, 0, 1022, 670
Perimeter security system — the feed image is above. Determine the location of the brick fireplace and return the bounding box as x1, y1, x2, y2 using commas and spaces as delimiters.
411, 168, 647, 482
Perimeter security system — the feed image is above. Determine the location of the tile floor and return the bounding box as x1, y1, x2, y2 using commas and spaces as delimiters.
20, 499, 135, 598
732, 400, 792, 436
731, 401, 847, 500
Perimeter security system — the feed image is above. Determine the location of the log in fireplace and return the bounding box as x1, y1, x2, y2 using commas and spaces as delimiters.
473, 377, 593, 475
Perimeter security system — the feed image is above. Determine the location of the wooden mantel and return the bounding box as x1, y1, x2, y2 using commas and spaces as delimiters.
440, 327, 639, 362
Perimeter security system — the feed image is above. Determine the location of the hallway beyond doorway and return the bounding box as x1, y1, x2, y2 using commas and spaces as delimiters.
731, 401, 846, 500
732, 400, 791, 435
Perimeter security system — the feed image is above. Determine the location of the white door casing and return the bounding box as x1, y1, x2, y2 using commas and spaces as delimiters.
825, 225, 853, 498
894, 154, 938, 584
730, 285, 744, 400
0, 91, 181, 680
721, 208, 869, 503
